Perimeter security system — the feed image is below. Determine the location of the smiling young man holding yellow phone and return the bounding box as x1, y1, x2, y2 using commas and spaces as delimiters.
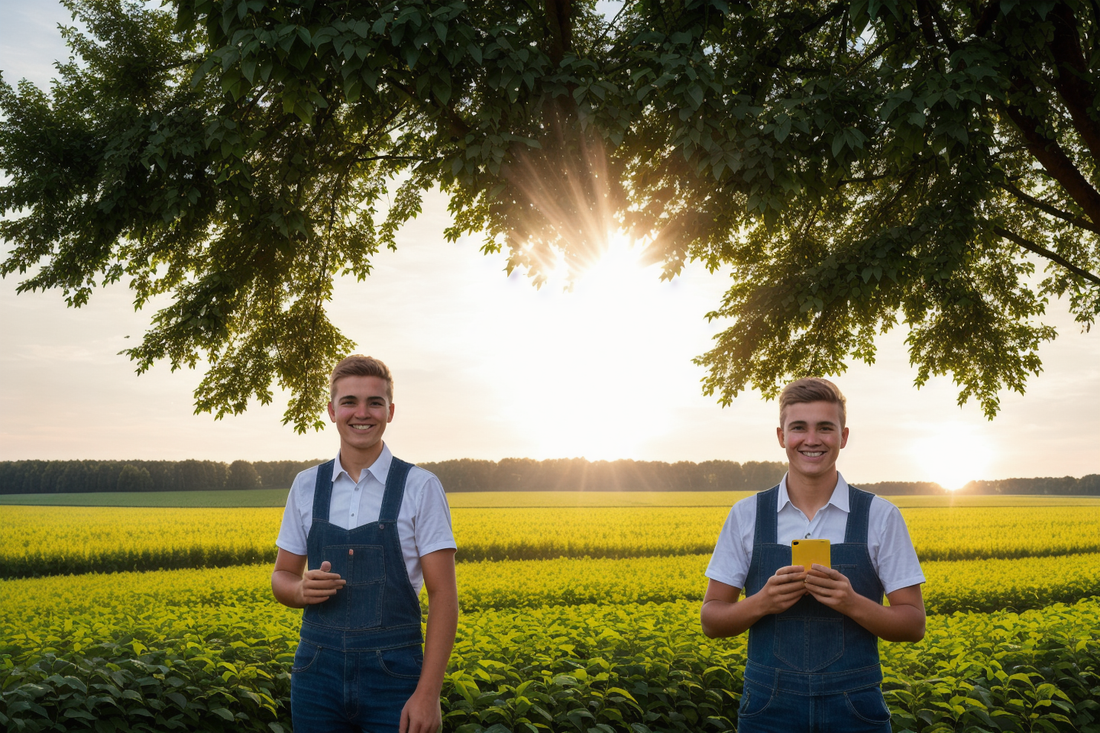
701, 378, 926, 733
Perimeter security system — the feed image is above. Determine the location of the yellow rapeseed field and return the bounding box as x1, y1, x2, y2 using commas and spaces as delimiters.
1, 506, 283, 576
3, 500, 1099, 576
2, 552, 1097, 627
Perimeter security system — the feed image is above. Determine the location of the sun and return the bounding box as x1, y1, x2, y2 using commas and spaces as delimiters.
481, 231, 693, 461
910, 423, 996, 491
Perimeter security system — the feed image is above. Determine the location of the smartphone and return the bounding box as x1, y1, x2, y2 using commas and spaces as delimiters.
791, 538, 830, 572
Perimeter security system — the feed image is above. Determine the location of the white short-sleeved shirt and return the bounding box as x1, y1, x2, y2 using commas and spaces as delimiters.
705, 472, 925, 595
276, 444, 457, 595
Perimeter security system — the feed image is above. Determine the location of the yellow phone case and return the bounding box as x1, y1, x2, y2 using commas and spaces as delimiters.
791, 538, 831, 571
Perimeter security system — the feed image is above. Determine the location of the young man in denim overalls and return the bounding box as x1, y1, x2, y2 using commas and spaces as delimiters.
702, 378, 925, 732
272, 355, 458, 733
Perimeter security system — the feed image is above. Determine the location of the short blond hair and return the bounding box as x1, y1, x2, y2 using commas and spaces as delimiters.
329, 355, 393, 402
779, 377, 846, 427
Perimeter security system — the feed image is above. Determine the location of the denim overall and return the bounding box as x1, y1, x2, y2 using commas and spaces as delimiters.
736, 485, 892, 733
290, 458, 424, 733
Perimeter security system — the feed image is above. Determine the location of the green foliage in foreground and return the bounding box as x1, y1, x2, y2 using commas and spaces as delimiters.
2, 591, 1098, 733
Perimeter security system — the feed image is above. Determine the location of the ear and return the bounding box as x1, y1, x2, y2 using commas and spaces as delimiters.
327, 401, 336, 423
387, 402, 395, 422
840, 426, 849, 449
776, 425, 786, 448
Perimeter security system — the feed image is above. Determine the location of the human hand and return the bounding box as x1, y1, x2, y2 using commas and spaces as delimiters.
298, 560, 345, 605
758, 565, 809, 615
399, 688, 441, 733
803, 564, 857, 613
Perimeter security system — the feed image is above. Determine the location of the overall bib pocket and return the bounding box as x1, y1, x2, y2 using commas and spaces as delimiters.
315, 544, 386, 629
773, 616, 844, 671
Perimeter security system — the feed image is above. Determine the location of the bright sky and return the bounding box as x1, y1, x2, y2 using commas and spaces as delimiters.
2, 1, 1099, 488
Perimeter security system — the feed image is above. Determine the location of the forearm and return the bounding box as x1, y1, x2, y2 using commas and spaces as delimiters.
271, 569, 306, 608
701, 592, 767, 638
416, 588, 458, 696
843, 593, 925, 642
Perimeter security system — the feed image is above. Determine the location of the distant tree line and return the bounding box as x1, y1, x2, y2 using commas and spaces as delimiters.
0, 459, 315, 495
0, 459, 1095, 496
0, 457, 788, 494
416, 457, 789, 493
958, 475, 1100, 496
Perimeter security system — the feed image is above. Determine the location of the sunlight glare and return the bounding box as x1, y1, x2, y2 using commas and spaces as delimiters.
483, 231, 694, 461
910, 423, 996, 491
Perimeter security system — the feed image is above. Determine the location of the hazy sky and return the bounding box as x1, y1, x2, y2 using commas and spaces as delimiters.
2, 1, 1099, 487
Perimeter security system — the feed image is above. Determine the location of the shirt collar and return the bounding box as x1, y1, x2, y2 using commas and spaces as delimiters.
333, 443, 393, 485
777, 471, 850, 513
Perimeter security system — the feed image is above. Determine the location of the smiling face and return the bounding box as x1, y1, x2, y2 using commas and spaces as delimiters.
777, 400, 849, 489
327, 375, 395, 465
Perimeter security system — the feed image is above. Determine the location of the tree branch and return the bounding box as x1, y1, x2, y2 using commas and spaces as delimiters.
994, 225, 1100, 285
353, 154, 435, 163
915, 0, 940, 46
544, 0, 573, 67
973, 0, 1000, 37
997, 180, 1100, 235
838, 174, 889, 186
923, 0, 961, 52
592, 0, 627, 48
382, 73, 470, 139
1001, 90, 1100, 227
846, 38, 898, 76
1048, 3, 1100, 164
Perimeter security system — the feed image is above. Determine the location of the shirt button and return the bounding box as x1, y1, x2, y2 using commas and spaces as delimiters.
805, 533, 811, 539
355, 486, 360, 491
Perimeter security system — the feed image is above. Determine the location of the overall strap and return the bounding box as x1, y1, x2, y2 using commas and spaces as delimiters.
843, 485, 874, 544
311, 460, 336, 522
754, 485, 780, 545
378, 457, 413, 524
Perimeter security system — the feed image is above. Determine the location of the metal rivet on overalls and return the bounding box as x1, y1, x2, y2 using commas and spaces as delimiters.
349, 549, 354, 556
379, 524, 385, 529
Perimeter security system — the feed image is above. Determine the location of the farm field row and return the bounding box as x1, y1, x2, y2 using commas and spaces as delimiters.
3, 551, 1099, 624
2, 584, 1095, 733
455, 552, 1100, 614
3, 489, 1099, 508
5, 502, 1100, 577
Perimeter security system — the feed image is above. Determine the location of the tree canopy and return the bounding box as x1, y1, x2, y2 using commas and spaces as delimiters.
2, 0, 1097, 429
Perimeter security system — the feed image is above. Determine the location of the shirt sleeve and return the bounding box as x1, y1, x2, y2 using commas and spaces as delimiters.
705, 501, 752, 590
412, 470, 457, 557
275, 469, 311, 556
870, 499, 926, 594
